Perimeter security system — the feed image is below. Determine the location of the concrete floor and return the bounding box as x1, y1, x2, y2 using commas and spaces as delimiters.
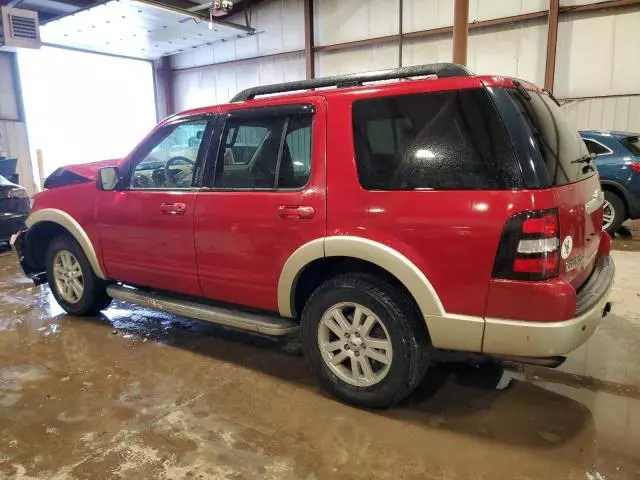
1, 243, 640, 479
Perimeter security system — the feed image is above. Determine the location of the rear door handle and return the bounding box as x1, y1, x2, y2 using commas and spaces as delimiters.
160, 202, 187, 215
278, 205, 315, 220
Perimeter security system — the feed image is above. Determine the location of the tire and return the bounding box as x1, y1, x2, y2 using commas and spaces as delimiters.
46, 236, 111, 316
301, 273, 431, 408
603, 191, 625, 235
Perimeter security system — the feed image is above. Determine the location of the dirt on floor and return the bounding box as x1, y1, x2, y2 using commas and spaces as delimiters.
0, 244, 639, 479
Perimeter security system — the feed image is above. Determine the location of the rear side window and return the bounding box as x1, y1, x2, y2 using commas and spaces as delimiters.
583, 139, 611, 156
507, 90, 594, 186
622, 136, 640, 156
352, 89, 521, 190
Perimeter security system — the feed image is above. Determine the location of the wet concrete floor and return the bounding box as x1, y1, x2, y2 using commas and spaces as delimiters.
0, 246, 640, 479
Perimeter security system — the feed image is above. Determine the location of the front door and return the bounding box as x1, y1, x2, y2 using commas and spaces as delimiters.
194, 100, 326, 313
96, 116, 213, 296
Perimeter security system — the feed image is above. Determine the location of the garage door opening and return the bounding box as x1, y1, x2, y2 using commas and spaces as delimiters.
17, 47, 157, 179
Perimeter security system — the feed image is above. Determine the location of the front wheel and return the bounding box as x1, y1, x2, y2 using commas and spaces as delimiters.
301, 273, 431, 408
46, 236, 111, 316
602, 191, 625, 235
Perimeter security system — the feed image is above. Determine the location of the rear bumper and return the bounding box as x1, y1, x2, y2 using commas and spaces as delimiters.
481, 254, 615, 357
0, 213, 27, 242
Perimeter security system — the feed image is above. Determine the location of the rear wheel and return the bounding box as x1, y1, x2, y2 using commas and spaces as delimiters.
603, 191, 625, 235
301, 273, 431, 408
46, 236, 111, 316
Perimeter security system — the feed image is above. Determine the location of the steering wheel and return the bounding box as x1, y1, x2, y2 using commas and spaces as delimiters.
164, 156, 195, 188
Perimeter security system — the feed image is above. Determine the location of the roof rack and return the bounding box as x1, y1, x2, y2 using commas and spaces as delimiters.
231, 62, 473, 102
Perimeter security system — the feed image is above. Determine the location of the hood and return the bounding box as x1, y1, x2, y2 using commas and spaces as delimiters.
44, 159, 122, 189
62, 159, 122, 179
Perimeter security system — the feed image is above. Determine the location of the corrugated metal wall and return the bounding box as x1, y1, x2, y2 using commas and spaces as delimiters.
169, 0, 640, 134
171, 0, 305, 110
561, 96, 640, 132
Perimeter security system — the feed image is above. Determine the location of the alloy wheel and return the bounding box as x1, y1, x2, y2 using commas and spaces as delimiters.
602, 200, 615, 231
53, 249, 84, 304
317, 302, 393, 387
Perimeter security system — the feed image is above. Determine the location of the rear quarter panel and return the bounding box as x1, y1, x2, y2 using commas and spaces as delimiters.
325, 81, 557, 317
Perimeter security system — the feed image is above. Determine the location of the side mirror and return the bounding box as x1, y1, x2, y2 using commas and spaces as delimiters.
97, 166, 120, 191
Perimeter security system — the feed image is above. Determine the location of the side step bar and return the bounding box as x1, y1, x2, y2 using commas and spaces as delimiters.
106, 285, 298, 336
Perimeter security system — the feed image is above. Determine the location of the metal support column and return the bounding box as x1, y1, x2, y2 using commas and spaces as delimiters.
545, 0, 559, 92
452, 0, 469, 65
304, 0, 315, 79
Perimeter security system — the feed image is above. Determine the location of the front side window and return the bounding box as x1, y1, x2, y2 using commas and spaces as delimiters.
352, 89, 520, 190
214, 113, 312, 190
131, 119, 207, 189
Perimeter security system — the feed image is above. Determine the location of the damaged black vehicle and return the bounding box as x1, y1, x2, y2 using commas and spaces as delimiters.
0, 175, 30, 247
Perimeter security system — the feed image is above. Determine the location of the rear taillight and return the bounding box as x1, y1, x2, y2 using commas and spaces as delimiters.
492, 209, 560, 281
631, 163, 640, 174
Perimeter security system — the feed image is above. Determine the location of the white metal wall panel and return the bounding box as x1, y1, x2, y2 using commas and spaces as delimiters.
555, 10, 640, 98
314, 0, 399, 46
171, 0, 304, 70
468, 21, 547, 86
0, 53, 19, 121
402, 36, 452, 66
0, 121, 37, 195
403, 22, 546, 86
403, 0, 546, 33
173, 52, 305, 111
315, 43, 399, 78
561, 96, 640, 133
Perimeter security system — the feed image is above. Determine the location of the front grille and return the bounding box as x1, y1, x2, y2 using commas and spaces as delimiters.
9, 14, 38, 40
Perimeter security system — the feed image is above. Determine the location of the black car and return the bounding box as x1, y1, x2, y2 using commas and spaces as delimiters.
0, 175, 29, 245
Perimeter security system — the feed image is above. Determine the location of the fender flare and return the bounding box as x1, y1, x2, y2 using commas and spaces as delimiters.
26, 208, 107, 279
277, 236, 445, 319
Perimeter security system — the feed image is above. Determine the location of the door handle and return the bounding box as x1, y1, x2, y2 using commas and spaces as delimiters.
160, 202, 187, 215
278, 205, 315, 220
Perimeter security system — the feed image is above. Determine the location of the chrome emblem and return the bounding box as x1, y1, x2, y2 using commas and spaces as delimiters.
561, 236, 573, 260
585, 189, 604, 214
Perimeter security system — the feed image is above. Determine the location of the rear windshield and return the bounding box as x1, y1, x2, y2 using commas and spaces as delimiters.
507, 89, 594, 186
622, 136, 640, 156
351, 88, 521, 190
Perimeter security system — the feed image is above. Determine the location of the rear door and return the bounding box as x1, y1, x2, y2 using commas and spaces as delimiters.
505, 89, 603, 288
194, 99, 326, 312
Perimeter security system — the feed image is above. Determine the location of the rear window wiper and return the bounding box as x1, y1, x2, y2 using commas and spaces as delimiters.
571, 154, 596, 164
512, 80, 531, 101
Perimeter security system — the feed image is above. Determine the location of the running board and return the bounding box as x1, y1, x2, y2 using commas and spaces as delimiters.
106, 285, 298, 336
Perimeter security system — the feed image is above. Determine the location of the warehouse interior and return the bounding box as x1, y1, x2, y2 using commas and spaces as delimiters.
1, 0, 640, 478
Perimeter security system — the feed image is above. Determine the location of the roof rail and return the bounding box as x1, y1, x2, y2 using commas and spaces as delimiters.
230, 63, 473, 102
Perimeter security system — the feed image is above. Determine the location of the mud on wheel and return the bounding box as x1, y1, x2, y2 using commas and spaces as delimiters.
301, 273, 431, 408
46, 236, 111, 316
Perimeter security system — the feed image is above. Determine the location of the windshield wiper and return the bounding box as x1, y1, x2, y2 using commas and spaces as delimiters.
571, 154, 596, 164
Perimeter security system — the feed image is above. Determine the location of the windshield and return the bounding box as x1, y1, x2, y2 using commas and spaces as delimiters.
508, 89, 594, 186
623, 136, 640, 156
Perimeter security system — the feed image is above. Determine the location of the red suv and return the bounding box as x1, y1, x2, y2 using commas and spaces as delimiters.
13, 63, 614, 407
